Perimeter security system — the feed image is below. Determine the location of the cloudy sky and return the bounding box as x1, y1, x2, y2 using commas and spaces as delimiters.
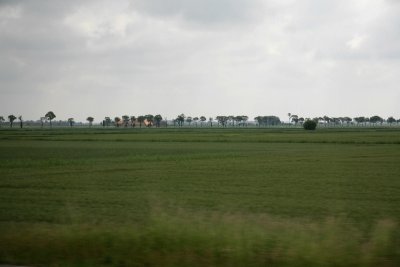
1, 0, 399, 122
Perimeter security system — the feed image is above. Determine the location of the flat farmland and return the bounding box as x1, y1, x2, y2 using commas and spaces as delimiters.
0, 128, 399, 267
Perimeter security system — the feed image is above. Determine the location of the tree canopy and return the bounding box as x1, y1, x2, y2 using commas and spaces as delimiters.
45, 111, 56, 127
8, 115, 16, 128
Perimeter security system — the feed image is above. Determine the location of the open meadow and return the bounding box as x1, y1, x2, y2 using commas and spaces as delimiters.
0, 127, 399, 266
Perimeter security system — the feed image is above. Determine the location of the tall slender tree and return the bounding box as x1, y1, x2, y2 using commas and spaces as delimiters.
176, 114, 185, 127
130, 116, 136, 127
254, 116, 262, 127
45, 111, 56, 127
104, 117, 111, 127
87, 117, 94, 127
332, 117, 341, 126
186, 116, 193, 126
40, 117, 46, 128
193, 117, 199, 127
0, 116, 4, 127
290, 115, 299, 125
68, 118, 74, 127
114, 117, 121, 127
137, 116, 145, 128
241, 116, 249, 126
18, 115, 23, 128
370, 116, 383, 125
154, 114, 163, 127
255, 116, 281, 127
234, 116, 242, 126
343, 117, 352, 126
122, 115, 130, 127
228, 115, 235, 127
387, 117, 396, 126
354, 117, 365, 126
216, 116, 229, 127
208, 117, 213, 127
200, 116, 206, 127
8, 115, 16, 128
323, 116, 331, 126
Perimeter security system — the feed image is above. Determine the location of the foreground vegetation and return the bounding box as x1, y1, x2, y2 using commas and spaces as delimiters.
0, 128, 399, 266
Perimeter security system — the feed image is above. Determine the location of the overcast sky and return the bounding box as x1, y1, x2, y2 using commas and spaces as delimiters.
1, 0, 399, 122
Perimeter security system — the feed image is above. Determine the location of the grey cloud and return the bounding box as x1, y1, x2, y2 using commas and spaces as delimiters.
128, 0, 268, 27
0, 0, 399, 121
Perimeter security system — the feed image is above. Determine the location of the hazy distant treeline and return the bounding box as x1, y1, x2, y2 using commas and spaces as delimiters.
0, 112, 399, 128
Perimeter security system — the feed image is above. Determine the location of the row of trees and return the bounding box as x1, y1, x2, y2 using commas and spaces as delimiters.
103, 114, 164, 128
286, 114, 400, 127
1, 112, 399, 128
0, 112, 56, 128
173, 115, 250, 127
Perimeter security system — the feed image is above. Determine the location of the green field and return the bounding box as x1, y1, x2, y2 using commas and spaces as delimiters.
0, 128, 399, 266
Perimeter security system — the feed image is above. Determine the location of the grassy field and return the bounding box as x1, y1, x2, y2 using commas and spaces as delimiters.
0, 127, 399, 266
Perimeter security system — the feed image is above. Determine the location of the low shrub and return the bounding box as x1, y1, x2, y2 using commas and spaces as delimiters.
304, 120, 317, 130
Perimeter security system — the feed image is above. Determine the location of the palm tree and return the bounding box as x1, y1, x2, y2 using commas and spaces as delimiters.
45, 111, 56, 127
0, 116, 4, 127
87, 117, 94, 127
137, 116, 145, 128
68, 118, 74, 127
114, 117, 121, 127
18, 115, 23, 128
154, 114, 163, 127
8, 115, 16, 128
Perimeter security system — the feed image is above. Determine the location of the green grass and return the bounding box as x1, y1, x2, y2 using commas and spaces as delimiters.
0, 128, 399, 266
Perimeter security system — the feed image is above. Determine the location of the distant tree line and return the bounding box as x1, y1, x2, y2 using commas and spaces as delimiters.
0, 112, 399, 129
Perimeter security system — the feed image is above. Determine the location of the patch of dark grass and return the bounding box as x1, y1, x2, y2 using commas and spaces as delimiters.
0, 212, 399, 267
